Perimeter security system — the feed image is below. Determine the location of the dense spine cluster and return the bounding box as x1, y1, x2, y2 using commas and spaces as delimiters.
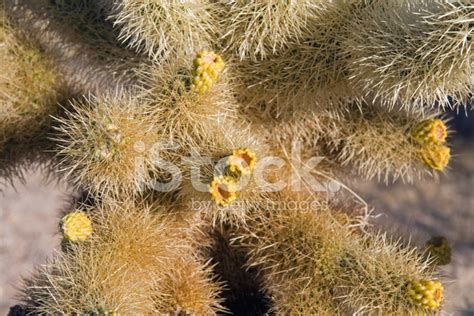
0, 8, 66, 154
234, 201, 439, 314
2, 0, 472, 314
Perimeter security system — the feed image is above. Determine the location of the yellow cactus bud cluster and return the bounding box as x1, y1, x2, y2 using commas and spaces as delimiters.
418, 143, 450, 171
425, 236, 451, 266
406, 280, 443, 310
209, 175, 237, 206
209, 148, 257, 206
411, 119, 447, 145
411, 119, 450, 171
227, 147, 257, 175
191, 50, 225, 94
60, 211, 93, 242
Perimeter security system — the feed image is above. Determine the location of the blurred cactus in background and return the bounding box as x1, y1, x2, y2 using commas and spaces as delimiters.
1, 0, 472, 314
425, 236, 452, 266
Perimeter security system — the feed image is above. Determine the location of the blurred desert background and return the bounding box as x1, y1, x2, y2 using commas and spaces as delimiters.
1, 112, 473, 315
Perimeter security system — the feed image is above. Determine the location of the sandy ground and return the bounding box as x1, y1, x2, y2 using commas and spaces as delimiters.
0, 170, 74, 314
0, 143, 473, 315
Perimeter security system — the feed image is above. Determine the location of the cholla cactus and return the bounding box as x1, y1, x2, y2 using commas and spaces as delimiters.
3, 0, 470, 314
53, 95, 161, 197
232, 3, 353, 116
20, 201, 223, 315
139, 51, 238, 156
218, 0, 327, 60
425, 236, 452, 266
0, 10, 66, 153
324, 106, 435, 181
267, 104, 447, 182
100, 0, 217, 61
235, 200, 438, 314
343, 0, 473, 109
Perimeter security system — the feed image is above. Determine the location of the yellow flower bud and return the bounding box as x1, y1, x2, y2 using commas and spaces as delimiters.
406, 280, 443, 310
209, 175, 237, 206
227, 148, 257, 175
417, 143, 450, 171
191, 50, 225, 94
411, 119, 447, 146
60, 211, 93, 242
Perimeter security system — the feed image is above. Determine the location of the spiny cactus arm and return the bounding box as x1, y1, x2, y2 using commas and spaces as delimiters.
266, 104, 451, 183
5, 0, 148, 95
326, 108, 451, 182
217, 0, 328, 60
154, 255, 225, 315
342, 0, 473, 109
234, 44, 354, 118
0, 6, 67, 154
294, 104, 450, 182
98, 0, 217, 62
20, 200, 224, 315
234, 200, 442, 314
232, 3, 355, 118
52, 94, 162, 198
140, 50, 237, 151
